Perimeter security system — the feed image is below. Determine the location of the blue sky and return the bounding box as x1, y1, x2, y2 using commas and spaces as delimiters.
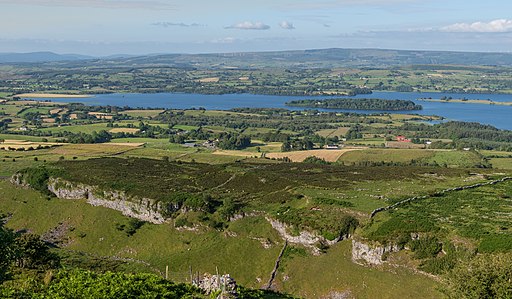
2, 0, 512, 55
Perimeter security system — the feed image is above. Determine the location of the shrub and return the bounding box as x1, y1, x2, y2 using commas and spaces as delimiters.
409, 236, 442, 259
444, 253, 512, 299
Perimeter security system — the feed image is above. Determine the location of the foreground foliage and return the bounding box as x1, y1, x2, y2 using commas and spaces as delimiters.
2, 270, 205, 299
444, 253, 512, 299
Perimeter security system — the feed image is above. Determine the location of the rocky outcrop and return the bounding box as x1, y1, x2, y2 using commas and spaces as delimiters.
195, 274, 237, 298
47, 177, 166, 224
266, 217, 337, 255
351, 240, 400, 265
9, 173, 30, 188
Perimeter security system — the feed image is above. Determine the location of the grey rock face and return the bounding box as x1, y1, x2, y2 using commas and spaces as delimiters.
266, 217, 338, 255
351, 239, 400, 265
196, 273, 237, 298
47, 177, 166, 224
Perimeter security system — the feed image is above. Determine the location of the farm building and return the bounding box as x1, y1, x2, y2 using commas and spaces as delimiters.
183, 143, 198, 148
396, 135, 411, 142
325, 144, 340, 149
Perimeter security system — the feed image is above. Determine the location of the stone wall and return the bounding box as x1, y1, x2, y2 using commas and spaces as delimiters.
370, 176, 512, 218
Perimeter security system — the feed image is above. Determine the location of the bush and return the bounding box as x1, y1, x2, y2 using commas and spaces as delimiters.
14, 234, 60, 269
338, 215, 359, 239
0, 221, 16, 282
115, 219, 145, 237
18, 167, 56, 194
303, 156, 330, 165
409, 236, 442, 259
444, 253, 512, 299
314, 197, 353, 207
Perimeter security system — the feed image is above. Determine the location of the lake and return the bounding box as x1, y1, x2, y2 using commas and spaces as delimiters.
42, 91, 512, 130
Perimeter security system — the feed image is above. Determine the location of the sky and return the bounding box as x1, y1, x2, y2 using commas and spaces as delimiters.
2, 0, 512, 56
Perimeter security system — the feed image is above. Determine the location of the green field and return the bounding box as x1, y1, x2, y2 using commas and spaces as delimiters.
490, 158, 512, 170
0, 104, 25, 116
38, 123, 111, 134
122, 109, 164, 118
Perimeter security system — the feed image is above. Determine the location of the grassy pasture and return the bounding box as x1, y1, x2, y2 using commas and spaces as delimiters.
108, 128, 140, 134
0, 140, 61, 150
0, 104, 26, 116
173, 124, 200, 131
426, 150, 484, 168
315, 127, 350, 138
213, 150, 261, 158
339, 149, 434, 164
180, 110, 260, 117
0, 134, 59, 141
17, 106, 52, 117
250, 141, 282, 153
38, 123, 111, 134
122, 109, 164, 118
490, 158, 512, 170
278, 241, 442, 298
266, 148, 364, 162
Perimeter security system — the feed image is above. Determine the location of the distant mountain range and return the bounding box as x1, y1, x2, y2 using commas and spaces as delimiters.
3, 48, 512, 67
0, 51, 95, 63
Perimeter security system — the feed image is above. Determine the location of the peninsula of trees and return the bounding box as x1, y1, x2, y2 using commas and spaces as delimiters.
286, 98, 423, 111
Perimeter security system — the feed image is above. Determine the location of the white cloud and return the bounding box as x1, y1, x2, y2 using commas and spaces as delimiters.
441, 19, 512, 33
152, 22, 204, 28
225, 21, 270, 30
279, 21, 295, 30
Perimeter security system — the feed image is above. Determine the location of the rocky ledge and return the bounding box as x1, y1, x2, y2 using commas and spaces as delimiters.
351, 239, 400, 265
47, 177, 166, 224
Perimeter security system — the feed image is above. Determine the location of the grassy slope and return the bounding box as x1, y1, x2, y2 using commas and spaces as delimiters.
279, 241, 442, 298
0, 180, 441, 297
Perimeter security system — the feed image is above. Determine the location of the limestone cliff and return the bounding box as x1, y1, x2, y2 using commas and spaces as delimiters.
10, 174, 168, 224
266, 217, 338, 255
47, 177, 167, 224
351, 239, 400, 265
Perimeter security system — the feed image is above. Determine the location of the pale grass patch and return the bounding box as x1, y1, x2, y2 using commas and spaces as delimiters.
266, 148, 365, 162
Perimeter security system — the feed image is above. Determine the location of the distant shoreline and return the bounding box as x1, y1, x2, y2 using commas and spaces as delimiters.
14, 93, 92, 98
419, 98, 512, 106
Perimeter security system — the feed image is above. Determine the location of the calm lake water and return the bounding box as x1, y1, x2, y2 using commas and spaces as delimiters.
43, 91, 512, 130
